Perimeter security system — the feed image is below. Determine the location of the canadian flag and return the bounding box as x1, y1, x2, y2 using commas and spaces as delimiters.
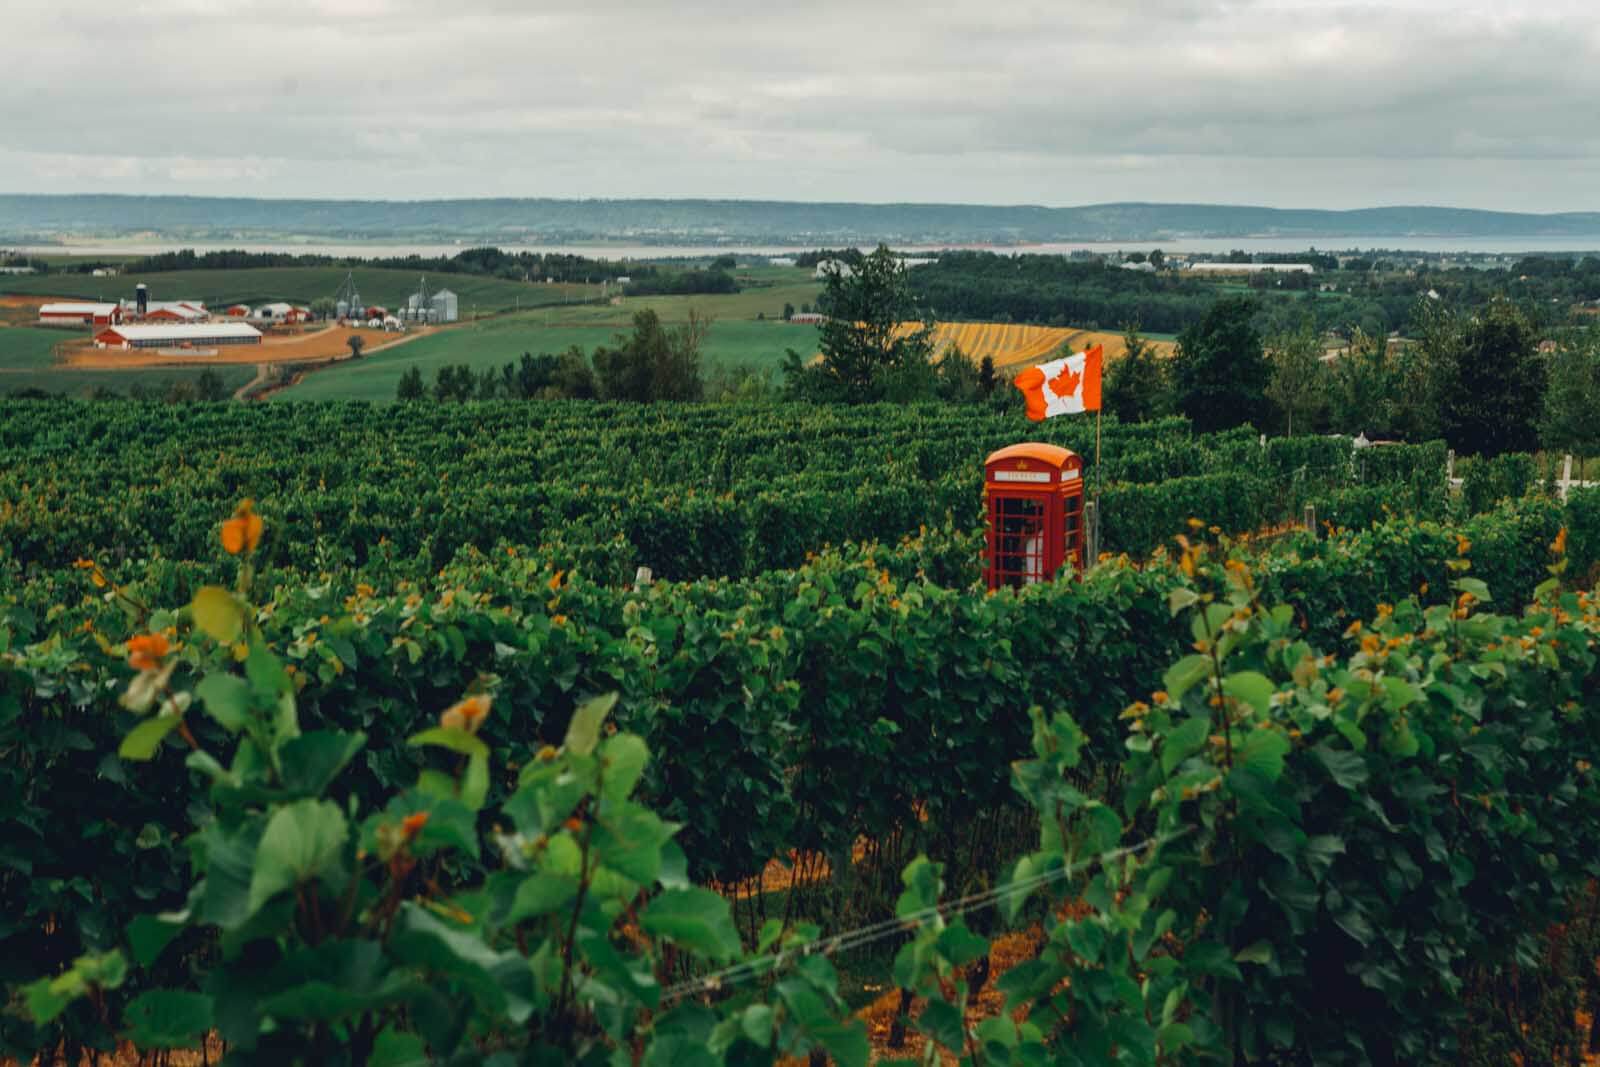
1013, 343, 1102, 421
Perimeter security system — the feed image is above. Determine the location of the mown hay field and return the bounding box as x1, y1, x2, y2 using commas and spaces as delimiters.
917, 321, 1177, 367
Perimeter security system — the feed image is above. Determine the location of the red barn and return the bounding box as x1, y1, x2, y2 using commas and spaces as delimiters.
39, 302, 121, 327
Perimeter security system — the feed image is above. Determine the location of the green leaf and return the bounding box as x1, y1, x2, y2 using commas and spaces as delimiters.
1162, 716, 1211, 776
1002, 855, 1037, 923
639, 888, 742, 961
461, 751, 489, 812
119, 715, 181, 761
506, 873, 579, 923
123, 990, 213, 1049
388, 904, 514, 1015
1183, 940, 1242, 980
1238, 729, 1291, 782
1066, 917, 1108, 963
1314, 744, 1368, 789
1380, 677, 1424, 711
740, 1004, 775, 1047
601, 733, 650, 801
127, 914, 185, 967
278, 731, 367, 797
590, 806, 677, 884
935, 921, 990, 967
195, 673, 252, 733
1223, 671, 1275, 715
248, 799, 348, 915
1233, 940, 1274, 965
1163, 654, 1212, 700
916, 998, 966, 1052
811, 1020, 870, 1067
1452, 577, 1492, 603
191, 586, 244, 644
1303, 834, 1346, 882
370, 1028, 429, 1067
565, 692, 617, 756
1167, 587, 1200, 617
657, 840, 690, 889
407, 727, 489, 760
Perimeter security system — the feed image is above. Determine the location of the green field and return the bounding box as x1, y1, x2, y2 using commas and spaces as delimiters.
0, 327, 66, 369
277, 270, 824, 401
277, 315, 818, 401
0, 267, 596, 315
0, 265, 824, 401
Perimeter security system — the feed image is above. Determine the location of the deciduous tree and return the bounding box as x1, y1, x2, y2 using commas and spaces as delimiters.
1264, 323, 1327, 436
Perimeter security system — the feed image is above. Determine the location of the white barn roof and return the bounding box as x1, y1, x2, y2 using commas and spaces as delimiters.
41, 302, 118, 315
102, 323, 262, 341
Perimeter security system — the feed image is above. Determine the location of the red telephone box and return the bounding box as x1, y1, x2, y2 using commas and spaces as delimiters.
984, 443, 1086, 589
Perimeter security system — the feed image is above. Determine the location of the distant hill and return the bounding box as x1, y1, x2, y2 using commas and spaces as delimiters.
4, 194, 1600, 246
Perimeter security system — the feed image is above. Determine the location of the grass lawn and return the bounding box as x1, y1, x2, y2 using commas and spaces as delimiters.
277, 314, 818, 402
0, 327, 68, 369
1, 267, 596, 314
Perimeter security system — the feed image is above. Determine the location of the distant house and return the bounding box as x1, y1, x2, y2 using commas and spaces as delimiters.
789, 312, 827, 324
91, 267, 118, 277
0, 266, 35, 275
1120, 261, 1156, 273
614, 276, 632, 286
768, 257, 797, 267
251, 302, 309, 323
225, 304, 251, 317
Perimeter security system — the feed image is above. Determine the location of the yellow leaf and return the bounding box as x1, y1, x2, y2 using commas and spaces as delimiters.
192, 586, 244, 644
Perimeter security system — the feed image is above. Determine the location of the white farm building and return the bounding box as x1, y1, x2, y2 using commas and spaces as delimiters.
94, 322, 262, 351
1187, 263, 1317, 275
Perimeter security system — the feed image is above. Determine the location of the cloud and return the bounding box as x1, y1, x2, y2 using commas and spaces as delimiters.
1, 0, 1597, 209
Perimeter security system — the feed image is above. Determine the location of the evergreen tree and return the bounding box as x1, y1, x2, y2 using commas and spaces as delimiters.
1172, 297, 1270, 432
396, 366, 425, 401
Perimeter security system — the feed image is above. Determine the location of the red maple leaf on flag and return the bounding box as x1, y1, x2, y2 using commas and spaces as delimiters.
1048, 362, 1081, 399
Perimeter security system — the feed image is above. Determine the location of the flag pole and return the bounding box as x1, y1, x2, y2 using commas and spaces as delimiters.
1095, 405, 1102, 501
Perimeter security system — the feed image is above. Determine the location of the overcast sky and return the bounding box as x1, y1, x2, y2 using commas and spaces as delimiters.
4, 0, 1598, 211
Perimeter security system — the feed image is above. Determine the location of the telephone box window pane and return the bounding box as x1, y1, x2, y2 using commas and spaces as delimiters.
995, 496, 1046, 587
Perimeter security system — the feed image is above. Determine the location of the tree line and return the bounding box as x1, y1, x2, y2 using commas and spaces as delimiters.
1102, 294, 1600, 460
397, 309, 714, 403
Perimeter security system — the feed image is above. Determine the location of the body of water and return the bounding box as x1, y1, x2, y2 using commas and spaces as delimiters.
11, 235, 1600, 259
